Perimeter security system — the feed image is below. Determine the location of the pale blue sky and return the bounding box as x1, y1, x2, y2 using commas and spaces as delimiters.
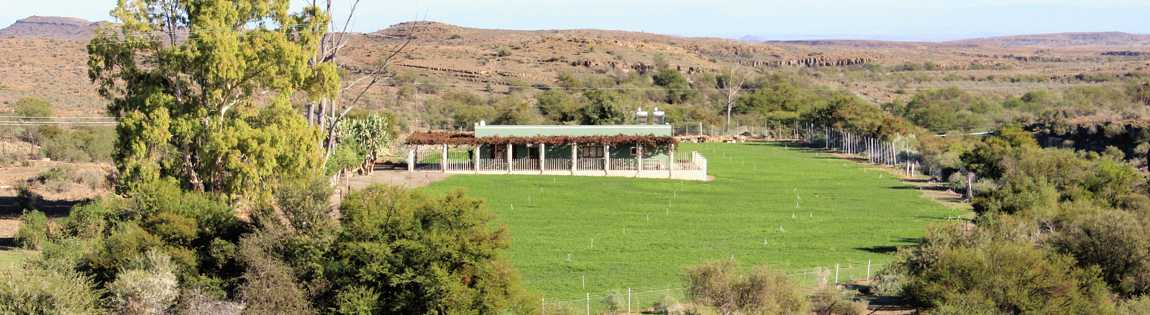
2, 0, 1149, 41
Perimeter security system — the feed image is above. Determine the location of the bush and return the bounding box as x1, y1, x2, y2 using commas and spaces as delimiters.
1054, 208, 1150, 297
13, 97, 53, 118
26, 238, 94, 273
15, 210, 50, 250
684, 260, 808, 314
601, 290, 623, 313
237, 233, 314, 315
327, 186, 535, 314
1119, 295, 1150, 315
0, 267, 102, 314
903, 241, 1113, 313
810, 287, 867, 315
107, 249, 180, 315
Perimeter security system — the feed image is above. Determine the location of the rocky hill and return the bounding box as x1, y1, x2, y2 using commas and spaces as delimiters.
0, 16, 101, 40
947, 32, 1150, 48
0, 17, 1148, 117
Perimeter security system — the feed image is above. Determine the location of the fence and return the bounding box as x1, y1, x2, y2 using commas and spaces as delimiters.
539, 259, 883, 315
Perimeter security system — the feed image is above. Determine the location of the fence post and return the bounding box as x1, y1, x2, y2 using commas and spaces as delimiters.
834, 263, 840, 286
507, 143, 513, 173
627, 288, 632, 314
540, 143, 546, 173
585, 293, 590, 315
571, 143, 578, 175
473, 144, 480, 173
406, 147, 415, 172
441, 144, 448, 172
867, 259, 872, 281
541, 297, 545, 315
603, 144, 611, 174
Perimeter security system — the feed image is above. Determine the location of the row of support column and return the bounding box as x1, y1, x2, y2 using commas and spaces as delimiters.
406, 143, 678, 178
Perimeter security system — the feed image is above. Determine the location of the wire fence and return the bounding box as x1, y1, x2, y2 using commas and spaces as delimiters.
539, 259, 882, 315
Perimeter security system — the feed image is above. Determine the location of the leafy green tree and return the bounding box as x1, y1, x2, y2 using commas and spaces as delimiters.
88, 0, 336, 198
536, 90, 581, 124
652, 66, 695, 104
580, 89, 626, 125
327, 186, 535, 314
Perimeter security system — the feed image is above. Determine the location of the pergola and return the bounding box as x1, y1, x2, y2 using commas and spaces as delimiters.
402, 125, 708, 181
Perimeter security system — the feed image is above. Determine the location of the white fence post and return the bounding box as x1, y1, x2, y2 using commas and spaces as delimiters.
406, 147, 415, 172
540, 143, 546, 173
571, 143, 578, 174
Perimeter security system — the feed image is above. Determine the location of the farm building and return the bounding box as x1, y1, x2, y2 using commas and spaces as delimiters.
403, 123, 708, 181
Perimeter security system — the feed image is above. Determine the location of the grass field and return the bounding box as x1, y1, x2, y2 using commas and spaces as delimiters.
423, 142, 965, 300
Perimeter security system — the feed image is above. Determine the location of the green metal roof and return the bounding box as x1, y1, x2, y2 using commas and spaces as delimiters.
475, 125, 673, 138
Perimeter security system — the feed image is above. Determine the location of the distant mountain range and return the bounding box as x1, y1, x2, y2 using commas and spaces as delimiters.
2, 16, 1149, 118
0, 16, 103, 40
5, 16, 1150, 49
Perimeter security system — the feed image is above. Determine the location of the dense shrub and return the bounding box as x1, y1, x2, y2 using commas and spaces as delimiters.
327, 186, 536, 314
1054, 208, 1150, 297
15, 210, 50, 250
0, 267, 102, 314
107, 250, 180, 314
810, 287, 867, 315
903, 240, 1113, 313
684, 260, 808, 314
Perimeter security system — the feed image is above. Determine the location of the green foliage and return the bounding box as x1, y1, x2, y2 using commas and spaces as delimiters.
13, 97, 53, 118
1054, 208, 1150, 297
580, 89, 626, 125
41, 127, 115, 162
683, 260, 808, 315
107, 250, 180, 314
903, 239, 1112, 313
810, 287, 867, 315
88, 0, 333, 198
331, 113, 395, 174
536, 90, 581, 124
652, 66, 696, 104
329, 185, 535, 314
0, 267, 102, 314
16, 210, 50, 250
892, 87, 999, 133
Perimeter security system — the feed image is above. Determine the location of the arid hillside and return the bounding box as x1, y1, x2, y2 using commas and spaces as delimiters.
1, 16, 1149, 117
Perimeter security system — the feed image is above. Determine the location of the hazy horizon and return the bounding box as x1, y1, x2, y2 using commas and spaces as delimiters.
3, 0, 1149, 42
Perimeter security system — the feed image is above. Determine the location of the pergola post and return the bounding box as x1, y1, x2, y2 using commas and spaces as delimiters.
506, 143, 513, 173
407, 147, 415, 172
603, 143, 611, 173
441, 144, 448, 172
668, 144, 675, 179
637, 144, 644, 173
539, 143, 546, 173
473, 144, 480, 173
571, 143, 578, 174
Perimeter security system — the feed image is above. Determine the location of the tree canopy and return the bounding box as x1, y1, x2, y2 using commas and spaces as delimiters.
88, 0, 338, 199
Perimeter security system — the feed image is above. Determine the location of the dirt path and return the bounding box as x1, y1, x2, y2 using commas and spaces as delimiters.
343, 170, 453, 191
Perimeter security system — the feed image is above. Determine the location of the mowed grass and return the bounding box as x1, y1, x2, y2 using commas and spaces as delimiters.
423, 143, 963, 299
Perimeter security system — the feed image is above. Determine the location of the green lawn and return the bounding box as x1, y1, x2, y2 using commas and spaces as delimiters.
423, 143, 963, 300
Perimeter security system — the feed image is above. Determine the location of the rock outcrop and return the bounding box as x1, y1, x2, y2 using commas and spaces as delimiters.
0, 16, 101, 40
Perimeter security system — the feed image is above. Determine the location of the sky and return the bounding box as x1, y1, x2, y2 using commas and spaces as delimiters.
2, 0, 1149, 41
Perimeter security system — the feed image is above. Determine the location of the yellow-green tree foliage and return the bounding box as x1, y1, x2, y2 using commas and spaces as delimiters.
88, 0, 338, 199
